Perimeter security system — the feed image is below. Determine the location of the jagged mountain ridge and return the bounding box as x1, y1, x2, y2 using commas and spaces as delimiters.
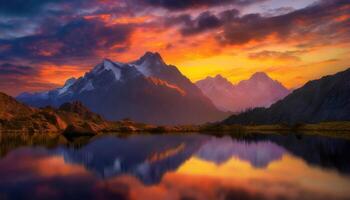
196, 73, 290, 112
17, 52, 226, 125
223, 68, 350, 125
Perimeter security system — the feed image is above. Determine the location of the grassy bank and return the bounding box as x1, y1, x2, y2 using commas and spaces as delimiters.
198, 121, 350, 139
2, 121, 350, 140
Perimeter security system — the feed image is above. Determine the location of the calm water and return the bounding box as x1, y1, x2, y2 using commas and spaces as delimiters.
0, 133, 350, 200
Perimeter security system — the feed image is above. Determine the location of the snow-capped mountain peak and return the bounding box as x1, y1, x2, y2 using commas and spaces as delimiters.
57, 77, 77, 95
131, 52, 166, 77
139, 52, 164, 64
91, 59, 123, 81
64, 77, 77, 87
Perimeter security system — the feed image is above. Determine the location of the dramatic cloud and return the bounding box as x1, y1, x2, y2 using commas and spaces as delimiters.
0, 0, 58, 16
180, 12, 223, 35
166, 9, 239, 35
0, 0, 104, 17
0, 63, 37, 75
0, 19, 134, 64
0, 0, 349, 95
142, 0, 266, 10
169, 0, 349, 46
220, 0, 350, 45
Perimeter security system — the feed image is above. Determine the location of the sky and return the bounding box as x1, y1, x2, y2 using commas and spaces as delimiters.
0, 0, 349, 96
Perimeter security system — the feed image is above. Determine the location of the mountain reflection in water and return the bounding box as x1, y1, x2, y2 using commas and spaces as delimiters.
0, 133, 349, 200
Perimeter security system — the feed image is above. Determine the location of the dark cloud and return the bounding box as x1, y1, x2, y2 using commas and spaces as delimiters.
0, 19, 134, 64
166, 9, 239, 35
220, 0, 350, 45
0, 0, 102, 17
0, 0, 59, 16
0, 0, 128, 41
170, 0, 350, 46
0, 63, 37, 75
56, 19, 132, 55
181, 12, 223, 35
142, 0, 266, 10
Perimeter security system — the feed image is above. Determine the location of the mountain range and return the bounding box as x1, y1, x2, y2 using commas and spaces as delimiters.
224, 68, 350, 125
7, 52, 350, 126
17, 52, 226, 125
196, 73, 290, 112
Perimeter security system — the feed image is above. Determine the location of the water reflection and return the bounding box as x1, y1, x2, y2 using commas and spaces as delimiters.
0, 133, 349, 200
57, 135, 206, 184
196, 138, 285, 167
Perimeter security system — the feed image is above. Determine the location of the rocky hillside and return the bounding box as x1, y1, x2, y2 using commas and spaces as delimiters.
0, 92, 113, 134
0, 92, 35, 120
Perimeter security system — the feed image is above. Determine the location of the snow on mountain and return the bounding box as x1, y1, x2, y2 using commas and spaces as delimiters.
130, 52, 165, 77
58, 77, 77, 95
79, 80, 94, 93
196, 72, 290, 112
92, 59, 123, 81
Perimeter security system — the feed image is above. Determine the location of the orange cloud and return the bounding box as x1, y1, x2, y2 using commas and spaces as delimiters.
38, 64, 87, 86
84, 14, 152, 25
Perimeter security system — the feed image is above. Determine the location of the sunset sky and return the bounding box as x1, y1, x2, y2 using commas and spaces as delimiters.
0, 0, 349, 96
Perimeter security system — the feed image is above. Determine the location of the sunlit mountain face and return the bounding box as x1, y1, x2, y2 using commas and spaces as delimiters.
196, 73, 290, 112
0, 0, 349, 96
0, 134, 350, 200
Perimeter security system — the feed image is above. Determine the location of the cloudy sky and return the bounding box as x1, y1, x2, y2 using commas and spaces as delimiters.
0, 0, 349, 95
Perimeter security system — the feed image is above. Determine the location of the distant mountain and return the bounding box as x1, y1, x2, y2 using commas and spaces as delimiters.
223, 68, 350, 125
196, 73, 290, 112
17, 52, 226, 125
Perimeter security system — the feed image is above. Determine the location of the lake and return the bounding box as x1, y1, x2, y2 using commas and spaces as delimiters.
0, 133, 349, 200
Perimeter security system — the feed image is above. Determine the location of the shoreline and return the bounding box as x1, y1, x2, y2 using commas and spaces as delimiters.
1, 121, 350, 140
